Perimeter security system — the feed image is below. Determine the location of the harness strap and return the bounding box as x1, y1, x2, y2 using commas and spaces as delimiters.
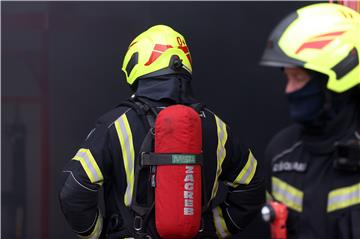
108, 98, 209, 238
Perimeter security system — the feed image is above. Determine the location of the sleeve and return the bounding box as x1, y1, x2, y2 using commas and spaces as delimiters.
207, 118, 266, 238
264, 141, 275, 200
59, 119, 111, 238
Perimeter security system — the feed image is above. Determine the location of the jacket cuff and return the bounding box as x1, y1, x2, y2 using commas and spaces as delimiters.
78, 210, 103, 239
212, 206, 231, 239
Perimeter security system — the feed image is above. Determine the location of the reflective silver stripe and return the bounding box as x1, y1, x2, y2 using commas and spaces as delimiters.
213, 206, 230, 238
327, 182, 360, 212
272, 177, 303, 212
229, 150, 257, 187
210, 115, 228, 202
115, 114, 135, 206
240, 152, 257, 184
73, 149, 103, 185
217, 122, 226, 160
78, 151, 100, 181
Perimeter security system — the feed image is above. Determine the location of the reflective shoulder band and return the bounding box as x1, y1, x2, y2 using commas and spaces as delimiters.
228, 150, 257, 187
114, 113, 135, 206
327, 182, 360, 213
73, 148, 104, 185
272, 177, 303, 212
213, 206, 231, 239
210, 115, 228, 202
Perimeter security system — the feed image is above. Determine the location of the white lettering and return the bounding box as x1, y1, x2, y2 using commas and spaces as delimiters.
185, 182, 194, 190
184, 166, 195, 216
273, 161, 307, 172
184, 174, 194, 182
184, 191, 193, 199
186, 165, 194, 174
185, 199, 193, 207
184, 207, 194, 215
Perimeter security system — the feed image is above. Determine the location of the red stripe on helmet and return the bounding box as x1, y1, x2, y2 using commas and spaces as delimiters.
309, 31, 345, 40
145, 44, 173, 66
154, 44, 173, 52
145, 44, 193, 66
178, 46, 192, 64
296, 31, 346, 54
296, 40, 333, 54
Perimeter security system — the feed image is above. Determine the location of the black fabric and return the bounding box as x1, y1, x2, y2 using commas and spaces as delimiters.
225, 172, 266, 234
59, 88, 265, 238
302, 102, 359, 154
265, 100, 360, 239
286, 72, 326, 124
135, 75, 197, 105
59, 168, 99, 234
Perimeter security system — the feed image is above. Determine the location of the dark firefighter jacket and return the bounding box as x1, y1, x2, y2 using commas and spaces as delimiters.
59, 76, 265, 239
265, 101, 360, 239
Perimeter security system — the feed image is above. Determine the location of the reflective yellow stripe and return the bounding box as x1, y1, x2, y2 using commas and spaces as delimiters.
73, 148, 103, 185
114, 113, 135, 206
229, 150, 257, 187
213, 206, 231, 239
272, 177, 303, 212
210, 115, 228, 201
327, 182, 360, 212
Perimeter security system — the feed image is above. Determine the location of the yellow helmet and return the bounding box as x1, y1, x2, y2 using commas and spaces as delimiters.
260, 3, 360, 93
122, 25, 192, 85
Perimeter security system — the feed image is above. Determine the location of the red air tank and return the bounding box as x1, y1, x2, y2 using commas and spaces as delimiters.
154, 105, 202, 239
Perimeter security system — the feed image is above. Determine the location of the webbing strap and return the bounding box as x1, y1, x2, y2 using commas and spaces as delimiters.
141, 153, 203, 166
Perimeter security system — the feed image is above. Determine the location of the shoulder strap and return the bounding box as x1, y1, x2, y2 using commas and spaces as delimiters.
189, 102, 205, 114
116, 97, 157, 129
111, 97, 158, 238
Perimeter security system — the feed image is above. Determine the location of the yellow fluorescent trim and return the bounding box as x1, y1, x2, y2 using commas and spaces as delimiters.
231, 150, 257, 186
327, 182, 360, 212
272, 177, 303, 212
211, 115, 228, 201
72, 148, 103, 185
114, 114, 135, 206
213, 206, 230, 239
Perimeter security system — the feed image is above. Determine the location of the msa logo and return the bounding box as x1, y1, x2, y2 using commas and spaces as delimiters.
273, 161, 307, 172
184, 165, 194, 216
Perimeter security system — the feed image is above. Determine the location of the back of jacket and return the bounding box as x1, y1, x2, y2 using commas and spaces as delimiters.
59, 97, 265, 239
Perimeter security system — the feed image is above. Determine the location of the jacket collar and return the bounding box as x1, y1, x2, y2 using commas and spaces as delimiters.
134, 75, 197, 105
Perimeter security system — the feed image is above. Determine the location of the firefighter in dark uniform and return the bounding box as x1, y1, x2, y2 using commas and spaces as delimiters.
260, 3, 360, 239
59, 25, 265, 239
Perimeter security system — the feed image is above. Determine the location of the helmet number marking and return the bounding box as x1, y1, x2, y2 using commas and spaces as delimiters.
177, 37, 186, 46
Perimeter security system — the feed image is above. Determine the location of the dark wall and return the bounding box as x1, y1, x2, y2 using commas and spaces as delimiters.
2, 2, 317, 238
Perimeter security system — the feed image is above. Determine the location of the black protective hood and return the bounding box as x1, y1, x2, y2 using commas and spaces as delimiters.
134, 74, 197, 105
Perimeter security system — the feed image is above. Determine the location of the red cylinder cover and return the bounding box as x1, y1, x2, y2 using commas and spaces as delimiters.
155, 105, 202, 239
